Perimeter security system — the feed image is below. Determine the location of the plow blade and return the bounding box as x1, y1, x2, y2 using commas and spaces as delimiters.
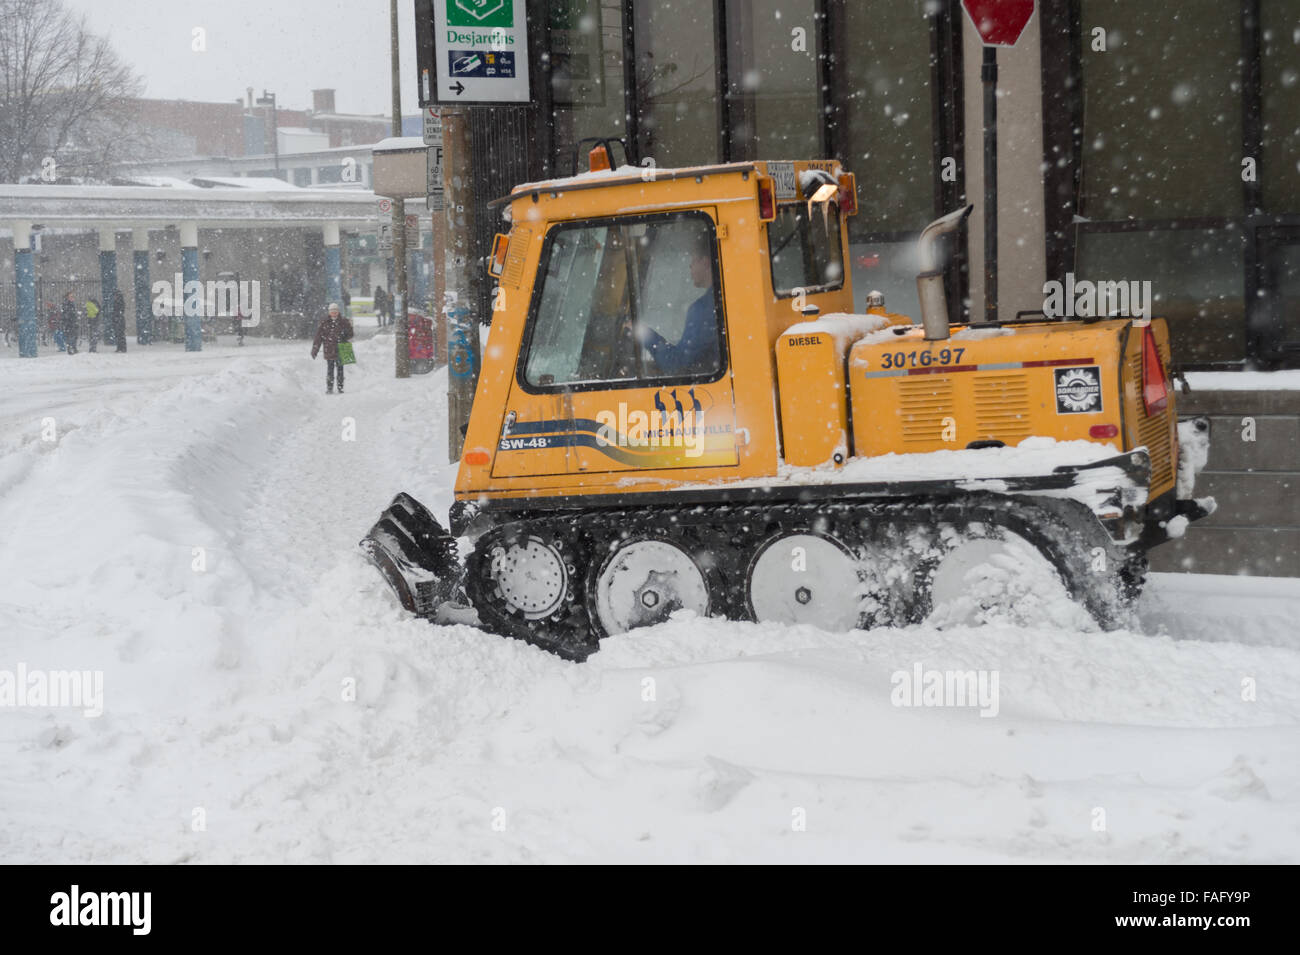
359, 492, 465, 618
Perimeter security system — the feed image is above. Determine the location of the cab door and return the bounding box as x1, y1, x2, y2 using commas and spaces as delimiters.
491, 209, 739, 481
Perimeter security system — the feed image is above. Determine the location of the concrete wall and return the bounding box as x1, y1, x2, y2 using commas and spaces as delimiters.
1151, 390, 1300, 577
961, 8, 1046, 322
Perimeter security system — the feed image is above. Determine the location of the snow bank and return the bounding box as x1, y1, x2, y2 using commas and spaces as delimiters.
2, 343, 1298, 863
1185, 370, 1300, 391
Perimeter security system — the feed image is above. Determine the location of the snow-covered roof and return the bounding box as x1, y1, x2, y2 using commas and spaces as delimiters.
0, 182, 379, 229
119, 176, 203, 190
371, 136, 426, 153
513, 162, 752, 194
191, 176, 301, 191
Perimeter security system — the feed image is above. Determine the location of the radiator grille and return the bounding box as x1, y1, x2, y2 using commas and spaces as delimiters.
973, 374, 1032, 441
500, 226, 531, 289
898, 378, 954, 444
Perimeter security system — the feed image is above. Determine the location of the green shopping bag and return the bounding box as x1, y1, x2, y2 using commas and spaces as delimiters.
337, 341, 356, 365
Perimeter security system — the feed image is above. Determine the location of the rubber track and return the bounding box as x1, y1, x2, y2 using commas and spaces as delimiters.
464, 493, 1146, 661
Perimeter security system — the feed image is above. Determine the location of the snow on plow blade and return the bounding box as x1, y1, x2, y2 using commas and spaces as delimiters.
359, 492, 464, 618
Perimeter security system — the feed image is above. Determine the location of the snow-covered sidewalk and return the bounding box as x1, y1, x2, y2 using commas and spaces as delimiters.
1, 341, 1298, 863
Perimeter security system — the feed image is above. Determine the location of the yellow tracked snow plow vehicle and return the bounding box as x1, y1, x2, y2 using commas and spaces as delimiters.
362, 150, 1213, 659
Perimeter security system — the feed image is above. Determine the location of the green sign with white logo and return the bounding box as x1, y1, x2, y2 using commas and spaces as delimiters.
446, 0, 512, 29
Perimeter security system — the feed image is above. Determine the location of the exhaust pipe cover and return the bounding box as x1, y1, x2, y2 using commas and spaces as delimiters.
916, 205, 974, 341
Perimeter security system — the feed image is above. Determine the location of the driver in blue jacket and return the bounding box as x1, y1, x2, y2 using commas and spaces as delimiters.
639, 238, 719, 375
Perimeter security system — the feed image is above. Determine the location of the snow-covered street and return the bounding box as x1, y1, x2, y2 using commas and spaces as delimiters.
2, 337, 1298, 864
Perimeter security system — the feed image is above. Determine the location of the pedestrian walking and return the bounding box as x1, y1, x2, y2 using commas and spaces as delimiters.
112, 289, 127, 353
311, 303, 354, 394
61, 292, 79, 354
85, 298, 101, 352
373, 285, 387, 327
342, 287, 352, 319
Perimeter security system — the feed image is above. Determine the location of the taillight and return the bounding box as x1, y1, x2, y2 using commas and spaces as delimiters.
1089, 424, 1119, 439
588, 144, 611, 172
757, 176, 776, 221
837, 172, 858, 216
489, 232, 509, 277
1140, 323, 1169, 416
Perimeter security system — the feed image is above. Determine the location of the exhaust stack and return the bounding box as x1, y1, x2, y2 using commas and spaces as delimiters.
916, 205, 973, 341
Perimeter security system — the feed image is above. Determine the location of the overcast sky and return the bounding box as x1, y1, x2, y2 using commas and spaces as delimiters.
64, 0, 421, 116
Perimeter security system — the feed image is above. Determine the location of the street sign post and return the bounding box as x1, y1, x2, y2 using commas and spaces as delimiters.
427, 145, 445, 211
377, 197, 394, 252
422, 106, 442, 145
414, 0, 531, 106
961, 0, 1036, 324
424, 106, 445, 212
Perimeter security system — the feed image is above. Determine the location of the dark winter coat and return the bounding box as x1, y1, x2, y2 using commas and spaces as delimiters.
311, 314, 354, 360
61, 300, 78, 339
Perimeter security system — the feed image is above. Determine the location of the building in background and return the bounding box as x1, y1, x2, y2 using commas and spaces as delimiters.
119, 88, 405, 191
455, 0, 1298, 371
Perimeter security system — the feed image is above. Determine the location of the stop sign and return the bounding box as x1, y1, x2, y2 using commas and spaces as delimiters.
962, 0, 1035, 47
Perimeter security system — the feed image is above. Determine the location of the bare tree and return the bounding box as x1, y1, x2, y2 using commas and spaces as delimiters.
0, 0, 144, 183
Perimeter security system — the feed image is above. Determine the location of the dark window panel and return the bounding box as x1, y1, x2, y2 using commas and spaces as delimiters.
1078, 226, 1247, 364
632, 1, 721, 166
838, 0, 937, 232
1261, 1, 1300, 214
1079, 0, 1243, 221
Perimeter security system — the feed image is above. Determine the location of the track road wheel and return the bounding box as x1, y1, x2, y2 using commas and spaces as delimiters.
920, 512, 1114, 631
489, 536, 569, 619
465, 527, 598, 661
588, 536, 711, 638
746, 532, 864, 631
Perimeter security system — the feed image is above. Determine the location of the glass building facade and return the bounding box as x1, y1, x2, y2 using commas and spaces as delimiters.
1045, 0, 1300, 366
463, 0, 1298, 369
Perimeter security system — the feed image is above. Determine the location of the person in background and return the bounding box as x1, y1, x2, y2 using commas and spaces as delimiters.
373, 285, 387, 327
46, 301, 61, 350
311, 302, 354, 395
112, 289, 127, 353
342, 287, 352, 319
61, 292, 79, 355
85, 297, 101, 353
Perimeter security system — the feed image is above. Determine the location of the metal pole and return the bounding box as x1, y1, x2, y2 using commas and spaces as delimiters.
390, 0, 410, 378
444, 107, 480, 462
271, 92, 279, 177
432, 197, 446, 369
982, 45, 998, 324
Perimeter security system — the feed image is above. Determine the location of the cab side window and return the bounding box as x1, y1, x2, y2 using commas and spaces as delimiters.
768, 203, 845, 297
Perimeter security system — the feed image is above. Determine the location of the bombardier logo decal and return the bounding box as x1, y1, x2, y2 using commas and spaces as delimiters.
1055, 366, 1103, 414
